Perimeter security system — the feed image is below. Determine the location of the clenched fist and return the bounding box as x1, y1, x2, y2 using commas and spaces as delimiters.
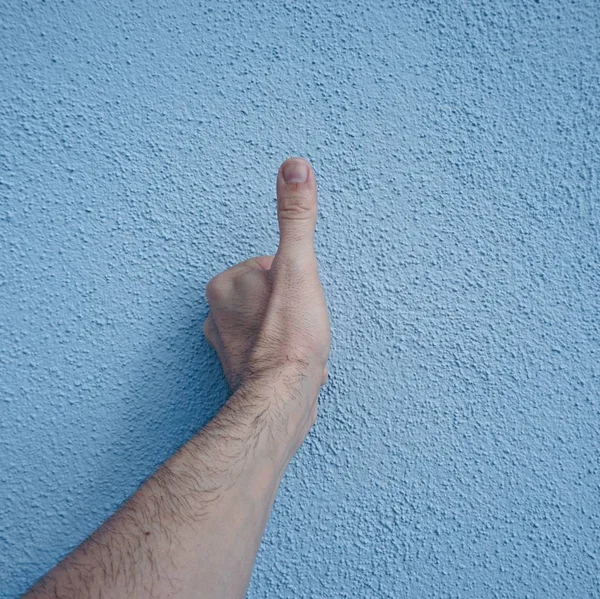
203, 158, 330, 448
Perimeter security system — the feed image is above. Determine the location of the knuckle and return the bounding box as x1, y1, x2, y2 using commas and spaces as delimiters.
278, 194, 316, 220
205, 274, 229, 303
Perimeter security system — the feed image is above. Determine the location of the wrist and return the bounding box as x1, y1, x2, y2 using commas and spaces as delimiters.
230, 368, 320, 470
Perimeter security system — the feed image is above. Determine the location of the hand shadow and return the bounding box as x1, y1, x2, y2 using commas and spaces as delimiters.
78, 289, 228, 552
16, 286, 230, 596
106, 288, 229, 493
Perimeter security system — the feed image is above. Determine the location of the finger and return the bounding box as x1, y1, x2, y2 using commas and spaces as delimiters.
275, 157, 318, 266
203, 313, 229, 365
226, 255, 274, 275
203, 315, 234, 383
203, 313, 219, 348
253, 255, 275, 271
321, 366, 328, 386
206, 256, 274, 304
205, 274, 231, 306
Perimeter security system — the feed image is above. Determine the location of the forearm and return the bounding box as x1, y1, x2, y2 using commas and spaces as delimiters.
25, 381, 300, 599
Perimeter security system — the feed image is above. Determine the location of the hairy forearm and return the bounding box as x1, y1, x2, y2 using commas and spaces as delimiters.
25, 381, 301, 599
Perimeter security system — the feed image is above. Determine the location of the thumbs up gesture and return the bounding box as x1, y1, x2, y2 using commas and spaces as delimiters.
204, 158, 330, 444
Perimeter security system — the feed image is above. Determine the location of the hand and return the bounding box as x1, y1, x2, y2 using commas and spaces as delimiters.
24, 158, 331, 599
203, 158, 330, 441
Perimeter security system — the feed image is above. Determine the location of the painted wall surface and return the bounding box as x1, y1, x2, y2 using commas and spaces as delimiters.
1, 1, 598, 597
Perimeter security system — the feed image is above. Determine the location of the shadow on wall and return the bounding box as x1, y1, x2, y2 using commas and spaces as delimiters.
109, 289, 230, 490
21, 287, 231, 590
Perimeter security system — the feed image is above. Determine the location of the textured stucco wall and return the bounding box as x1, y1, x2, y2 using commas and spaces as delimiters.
1, 0, 599, 597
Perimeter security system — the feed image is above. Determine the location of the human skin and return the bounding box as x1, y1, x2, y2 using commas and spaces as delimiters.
23, 157, 330, 599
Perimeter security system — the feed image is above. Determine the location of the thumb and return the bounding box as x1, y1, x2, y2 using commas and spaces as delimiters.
275, 157, 318, 266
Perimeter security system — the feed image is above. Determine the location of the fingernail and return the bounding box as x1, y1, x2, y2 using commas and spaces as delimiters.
282, 159, 309, 183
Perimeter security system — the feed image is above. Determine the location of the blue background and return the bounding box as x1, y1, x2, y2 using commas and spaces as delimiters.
1, 1, 599, 597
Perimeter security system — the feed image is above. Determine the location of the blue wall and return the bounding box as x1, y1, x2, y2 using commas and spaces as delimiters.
1, 1, 598, 596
